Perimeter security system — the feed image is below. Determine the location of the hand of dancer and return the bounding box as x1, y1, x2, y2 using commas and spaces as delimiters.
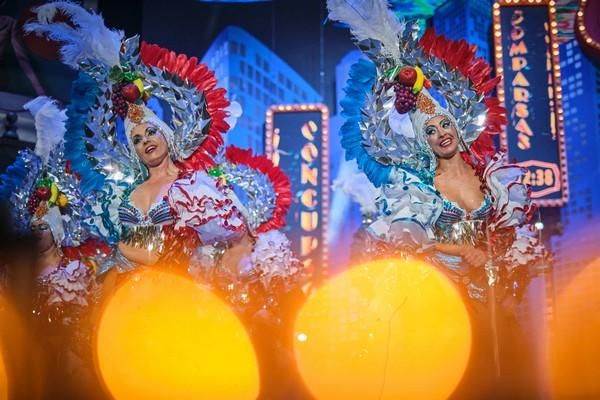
460, 246, 488, 268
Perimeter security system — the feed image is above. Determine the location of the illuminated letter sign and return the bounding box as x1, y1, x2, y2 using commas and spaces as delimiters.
265, 104, 330, 280
493, 0, 569, 207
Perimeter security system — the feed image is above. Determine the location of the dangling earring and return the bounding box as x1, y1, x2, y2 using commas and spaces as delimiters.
459, 134, 470, 155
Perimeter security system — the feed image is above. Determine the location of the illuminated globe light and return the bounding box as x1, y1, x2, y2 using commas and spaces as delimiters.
96, 269, 259, 399
0, 297, 9, 400
551, 257, 600, 398
0, 294, 44, 399
294, 258, 472, 400
0, 352, 5, 400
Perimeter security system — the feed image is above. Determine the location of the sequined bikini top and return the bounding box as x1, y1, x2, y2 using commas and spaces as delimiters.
118, 197, 175, 227
434, 195, 493, 247
118, 197, 176, 252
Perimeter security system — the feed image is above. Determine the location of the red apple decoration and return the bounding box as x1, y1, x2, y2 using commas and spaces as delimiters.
121, 84, 141, 102
35, 186, 51, 200
397, 66, 417, 86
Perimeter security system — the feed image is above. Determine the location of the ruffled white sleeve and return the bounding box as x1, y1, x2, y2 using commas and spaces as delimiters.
168, 171, 248, 244
502, 225, 548, 273
250, 230, 303, 286
484, 153, 534, 230
46, 260, 95, 307
367, 167, 443, 252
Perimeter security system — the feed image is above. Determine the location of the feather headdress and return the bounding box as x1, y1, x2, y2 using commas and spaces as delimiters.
327, 0, 405, 62
23, 1, 123, 68
24, 96, 67, 164
0, 96, 90, 247
330, 0, 506, 185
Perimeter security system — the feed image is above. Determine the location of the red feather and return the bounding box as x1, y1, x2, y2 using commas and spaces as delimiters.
418, 28, 508, 166
140, 41, 230, 171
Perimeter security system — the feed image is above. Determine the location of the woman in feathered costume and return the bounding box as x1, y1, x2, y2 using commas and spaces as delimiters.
23, 1, 302, 311
0, 96, 109, 396
328, 0, 547, 396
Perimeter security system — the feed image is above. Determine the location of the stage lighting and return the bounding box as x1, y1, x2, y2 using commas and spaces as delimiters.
96, 269, 259, 399
294, 258, 472, 400
551, 257, 600, 398
0, 334, 6, 400
0, 294, 45, 399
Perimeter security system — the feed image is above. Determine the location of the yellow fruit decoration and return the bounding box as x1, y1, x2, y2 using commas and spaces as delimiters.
49, 183, 59, 204
57, 193, 69, 207
133, 79, 145, 96
412, 66, 425, 94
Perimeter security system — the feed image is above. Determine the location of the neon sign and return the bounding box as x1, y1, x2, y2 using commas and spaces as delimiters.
493, 0, 569, 207
265, 104, 330, 281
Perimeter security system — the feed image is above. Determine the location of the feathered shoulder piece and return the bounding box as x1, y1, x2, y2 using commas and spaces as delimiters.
213, 146, 292, 233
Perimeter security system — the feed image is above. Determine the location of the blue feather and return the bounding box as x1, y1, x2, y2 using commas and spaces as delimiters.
64, 72, 105, 195
0, 151, 32, 200
338, 59, 392, 187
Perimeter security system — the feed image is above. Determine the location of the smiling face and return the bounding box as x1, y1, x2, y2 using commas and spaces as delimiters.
424, 115, 460, 159
130, 123, 170, 168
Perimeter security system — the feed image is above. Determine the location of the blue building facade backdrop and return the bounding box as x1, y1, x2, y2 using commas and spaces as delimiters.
201, 26, 322, 153
432, 0, 493, 63
551, 39, 600, 291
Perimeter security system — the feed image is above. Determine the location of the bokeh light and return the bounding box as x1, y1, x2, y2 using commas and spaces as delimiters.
0, 353, 6, 400
96, 269, 259, 399
551, 257, 600, 398
294, 258, 471, 400
0, 294, 44, 400
0, 297, 9, 400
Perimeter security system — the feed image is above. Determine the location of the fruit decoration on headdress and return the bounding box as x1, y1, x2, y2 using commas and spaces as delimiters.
26, 173, 71, 216
385, 65, 433, 114
109, 65, 151, 118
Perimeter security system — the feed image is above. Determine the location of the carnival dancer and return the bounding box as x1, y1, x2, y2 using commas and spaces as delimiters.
327, 0, 547, 397
24, 5, 307, 396
23, 1, 303, 308
0, 96, 110, 397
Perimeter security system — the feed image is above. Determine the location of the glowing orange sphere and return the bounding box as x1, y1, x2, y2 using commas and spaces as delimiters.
0, 297, 9, 400
96, 269, 259, 399
294, 258, 472, 400
551, 257, 600, 397
0, 352, 6, 400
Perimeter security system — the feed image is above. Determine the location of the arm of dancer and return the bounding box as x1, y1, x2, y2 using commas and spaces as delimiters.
432, 243, 487, 268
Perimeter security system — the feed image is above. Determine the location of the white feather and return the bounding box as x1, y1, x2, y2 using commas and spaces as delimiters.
327, 0, 404, 62
24, 96, 67, 164
332, 159, 380, 215
23, 1, 123, 68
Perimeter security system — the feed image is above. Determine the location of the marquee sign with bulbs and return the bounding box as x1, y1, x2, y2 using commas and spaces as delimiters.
493, 0, 569, 207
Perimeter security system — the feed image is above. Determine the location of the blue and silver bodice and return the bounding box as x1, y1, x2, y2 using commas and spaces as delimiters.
118, 197, 175, 228
118, 196, 176, 253
434, 195, 493, 247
